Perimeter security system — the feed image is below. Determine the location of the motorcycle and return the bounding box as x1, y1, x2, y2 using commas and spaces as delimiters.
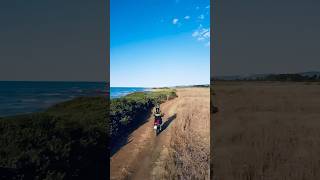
154, 117, 162, 136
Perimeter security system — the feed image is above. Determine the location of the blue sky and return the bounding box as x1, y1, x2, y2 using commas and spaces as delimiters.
110, 0, 210, 87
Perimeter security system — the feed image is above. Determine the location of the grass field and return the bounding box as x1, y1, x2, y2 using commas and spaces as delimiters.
164, 88, 210, 179
212, 81, 320, 180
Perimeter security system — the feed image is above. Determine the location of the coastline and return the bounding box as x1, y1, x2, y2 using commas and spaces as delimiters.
0, 88, 177, 179
0, 81, 106, 117
110, 87, 151, 99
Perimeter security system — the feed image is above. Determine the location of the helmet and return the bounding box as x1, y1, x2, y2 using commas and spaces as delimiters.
155, 104, 160, 113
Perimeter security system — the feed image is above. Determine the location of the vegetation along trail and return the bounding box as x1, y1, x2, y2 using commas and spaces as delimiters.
110, 88, 210, 180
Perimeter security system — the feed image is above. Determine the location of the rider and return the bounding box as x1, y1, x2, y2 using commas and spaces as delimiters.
154, 104, 164, 129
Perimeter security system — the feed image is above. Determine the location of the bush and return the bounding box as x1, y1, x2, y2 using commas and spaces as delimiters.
0, 97, 108, 180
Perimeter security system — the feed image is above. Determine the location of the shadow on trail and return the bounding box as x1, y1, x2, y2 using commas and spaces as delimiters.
110, 136, 133, 157
110, 113, 177, 156
110, 111, 152, 157
160, 113, 177, 134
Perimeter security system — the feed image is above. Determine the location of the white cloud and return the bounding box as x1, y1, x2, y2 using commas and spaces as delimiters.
192, 31, 199, 37
172, 18, 179, 24
198, 14, 205, 20
192, 25, 210, 46
197, 37, 205, 41
203, 31, 210, 38
206, 5, 210, 9
184, 16, 190, 20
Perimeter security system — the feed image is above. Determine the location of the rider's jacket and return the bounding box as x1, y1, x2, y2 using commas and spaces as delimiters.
154, 113, 162, 124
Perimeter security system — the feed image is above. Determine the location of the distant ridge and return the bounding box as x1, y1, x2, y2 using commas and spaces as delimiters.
298, 71, 320, 77
213, 71, 320, 81
174, 84, 210, 88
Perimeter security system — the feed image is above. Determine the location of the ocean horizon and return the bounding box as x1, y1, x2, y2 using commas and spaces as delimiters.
0, 81, 153, 117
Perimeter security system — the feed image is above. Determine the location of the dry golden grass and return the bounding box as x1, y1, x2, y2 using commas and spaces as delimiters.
164, 88, 210, 180
212, 82, 320, 180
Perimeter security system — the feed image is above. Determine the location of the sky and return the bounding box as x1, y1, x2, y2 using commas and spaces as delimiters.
213, 0, 320, 77
110, 0, 210, 87
0, 0, 106, 82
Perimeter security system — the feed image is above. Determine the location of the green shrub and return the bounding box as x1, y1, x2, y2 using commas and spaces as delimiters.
0, 97, 108, 180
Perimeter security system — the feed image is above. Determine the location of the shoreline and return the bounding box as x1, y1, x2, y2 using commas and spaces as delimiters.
0, 81, 107, 118
110, 87, 151, 99
0, 95, 106, 118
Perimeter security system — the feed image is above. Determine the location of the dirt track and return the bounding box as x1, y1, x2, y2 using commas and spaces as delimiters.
110, 94, 178, 180
110, 88, 209, 180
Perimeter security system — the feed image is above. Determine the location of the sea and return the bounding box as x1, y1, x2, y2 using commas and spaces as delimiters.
0, 82, 148, 117
110, 87, 148, 99
0, 81, 107, 117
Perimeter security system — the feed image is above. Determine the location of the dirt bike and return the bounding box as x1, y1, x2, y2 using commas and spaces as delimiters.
154, 117, 162, 136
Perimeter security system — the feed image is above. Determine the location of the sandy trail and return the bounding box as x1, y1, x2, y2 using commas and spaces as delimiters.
110, 94, 178, 180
